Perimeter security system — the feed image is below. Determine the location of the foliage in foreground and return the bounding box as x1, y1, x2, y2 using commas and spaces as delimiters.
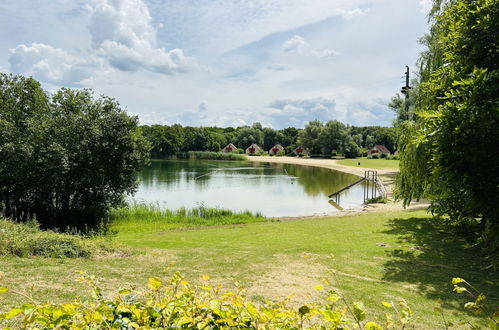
110, 204, 267, 232
0, 74, 150, 229
1, 270, 497, 329
0, 218, 122, 258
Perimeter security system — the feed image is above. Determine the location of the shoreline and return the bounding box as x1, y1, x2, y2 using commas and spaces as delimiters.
246, 156, 429, 214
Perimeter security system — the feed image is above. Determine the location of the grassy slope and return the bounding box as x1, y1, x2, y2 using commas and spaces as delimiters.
337, 157, 399, 170
1, 210, 497, 327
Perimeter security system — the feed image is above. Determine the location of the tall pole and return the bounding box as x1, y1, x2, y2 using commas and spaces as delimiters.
401, 65, 411, 120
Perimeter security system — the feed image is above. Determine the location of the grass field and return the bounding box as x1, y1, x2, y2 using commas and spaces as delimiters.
337, 157, 399, 170
1, 209, 497, 328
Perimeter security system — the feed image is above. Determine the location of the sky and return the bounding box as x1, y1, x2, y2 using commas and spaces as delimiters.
0, 0, 431, 129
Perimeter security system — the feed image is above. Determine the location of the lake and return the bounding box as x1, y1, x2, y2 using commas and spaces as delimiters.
133, 159, 368, 217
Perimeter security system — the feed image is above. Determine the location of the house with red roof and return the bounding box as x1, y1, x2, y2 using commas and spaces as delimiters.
269, 144, 284, 155
223, 143, 237, 153
369, 145, 390, 156
245, 144, 262, 155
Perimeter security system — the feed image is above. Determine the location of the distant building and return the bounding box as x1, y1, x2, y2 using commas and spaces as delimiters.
369, 145, 390, 156
394, 150, 400, 155
294, 146, 308, 156
223, 143, 237, 153
245, 144, 262, 155
331, 149, 338, 156
269, 144, 284, 155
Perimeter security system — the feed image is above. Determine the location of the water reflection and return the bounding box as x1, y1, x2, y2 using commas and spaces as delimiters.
133, 159, 366, 217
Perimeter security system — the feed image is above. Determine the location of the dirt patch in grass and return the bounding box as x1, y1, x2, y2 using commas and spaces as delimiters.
247, 254, 329, 304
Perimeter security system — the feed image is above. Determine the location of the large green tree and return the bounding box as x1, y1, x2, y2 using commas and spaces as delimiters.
0, 74, 150, 229
396, 0, 499, 254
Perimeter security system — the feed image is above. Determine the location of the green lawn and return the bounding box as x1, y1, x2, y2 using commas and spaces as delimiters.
337, 157, 399, 170
1, 210, 496, 328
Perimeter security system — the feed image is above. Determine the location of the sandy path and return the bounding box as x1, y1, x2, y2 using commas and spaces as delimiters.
246, 156, 429, 213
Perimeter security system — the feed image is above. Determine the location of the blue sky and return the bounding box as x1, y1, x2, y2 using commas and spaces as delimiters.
0, 0, 430, 128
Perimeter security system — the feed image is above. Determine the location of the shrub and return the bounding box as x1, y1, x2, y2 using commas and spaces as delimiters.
0, 270, 414, 329
386, 154, 400, 160
0, 218, 90, 258
2, 273, 496, 329
368, 153, 380, 159
0, 218, 122, 258
365, 196, 387, 204
0, 75, 150, 229
380, 153, 387, 159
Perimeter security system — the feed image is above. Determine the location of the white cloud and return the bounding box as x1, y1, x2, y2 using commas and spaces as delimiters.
87, 0, 196, 74
311, 49, 339, 59
7, 0, 196, 85
335, 7, 370, 20
266, 63, 286, 71
282, 35, 308, 53
268, 98, 341, 127
9, 43, 98, 85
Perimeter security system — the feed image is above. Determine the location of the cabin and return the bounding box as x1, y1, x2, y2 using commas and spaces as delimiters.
223, 143, 237, 153
331, 149, 338, 156
269, 144, 284, 155
369, 145, 390, 156
294, 146, 308, 156
245, 144, 262, 155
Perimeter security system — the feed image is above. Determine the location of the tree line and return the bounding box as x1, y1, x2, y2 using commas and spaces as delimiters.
139, 121, 400, 158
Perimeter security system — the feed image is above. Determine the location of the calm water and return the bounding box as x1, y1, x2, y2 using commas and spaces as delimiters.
133, 159, 369, 217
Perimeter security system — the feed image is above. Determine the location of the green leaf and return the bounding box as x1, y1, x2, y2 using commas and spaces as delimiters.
453, 285, 468, 294
353, 302, 366, 322
452, 277, 465, 285
4, 308, 23, 319
147, 277, 163, 290
365, 321, 383, 330
381, 301, 392, 308
119, 289, 132, 295
314, 285, 324, 291
0, 287, 9, 294
327, 291, 341, 303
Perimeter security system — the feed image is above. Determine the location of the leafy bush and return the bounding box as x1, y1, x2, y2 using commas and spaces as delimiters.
386, 154, 400, 160
380, 153, 387, 159
344, 140, 362, 158
0, 75, 150, 229
0, 270, 413, 329
0, 218, 122, 258
367, 153, 380, 159
365, 196, 387, 204
2, 272, 496, 329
